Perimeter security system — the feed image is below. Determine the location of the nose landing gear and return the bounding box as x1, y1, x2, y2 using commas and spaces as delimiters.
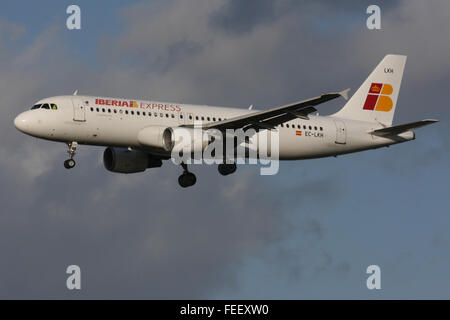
64, 141, 78, 169
178, 162, 196, 188
64, 158, 76, 169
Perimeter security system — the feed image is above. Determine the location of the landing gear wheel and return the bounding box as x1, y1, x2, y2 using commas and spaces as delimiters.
178, 162, 196, 188
218, 163, 237, 176
64, 141, 78, 170
64, 159, 76, 169
178, 172, 196, 188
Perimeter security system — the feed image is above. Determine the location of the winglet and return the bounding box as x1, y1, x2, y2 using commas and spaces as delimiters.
73, 90, 78, 96
339, 88, 351, 101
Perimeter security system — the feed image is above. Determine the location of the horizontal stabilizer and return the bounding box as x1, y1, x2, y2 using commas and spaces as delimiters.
371, 119, 438, 137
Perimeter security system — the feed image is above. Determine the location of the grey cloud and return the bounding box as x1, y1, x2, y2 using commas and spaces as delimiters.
1, 0, 450, 298
210, 0, 277, 34
0, 20, 292, 295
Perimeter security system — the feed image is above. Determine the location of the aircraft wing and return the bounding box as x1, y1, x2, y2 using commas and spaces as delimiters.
370, 119, 439, 137
189, 89, 350, 132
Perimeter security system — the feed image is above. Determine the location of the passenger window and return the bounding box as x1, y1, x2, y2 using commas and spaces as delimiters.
196, 116, 199, 120
165, 114, 169, 118
201, 116, 204, 121
189, 115, 192, 120
180, 114, 184, 119
314, 126, 317, 130
125, 110, 129, 114
137, 111, 140, 115
154, 112, 158, 117
320, 127, 323, 131
213, 117, 216, 121
102, 108, 105, 112
171, 114, 175, 118
41, 104, 50, 109
309, 126, 312, 130
96, 108, 99, 112
131, 111, 134, 115
90, 107, 94, 112
303, 125, 306, 129
114, 109, 117, 114
207, 117, 210, 121
297, 125, 300, 129
51, 104, 58, 110
108, 109, 111, 113
31, 104, 41, 110
218, 118, 222, 121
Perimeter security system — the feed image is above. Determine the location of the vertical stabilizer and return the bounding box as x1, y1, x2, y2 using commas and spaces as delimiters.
333, 54, 407, 125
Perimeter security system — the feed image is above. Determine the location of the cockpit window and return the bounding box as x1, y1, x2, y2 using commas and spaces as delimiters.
41, 103, 50, 109
51, 104, 57, 110
31, 104, 41, 110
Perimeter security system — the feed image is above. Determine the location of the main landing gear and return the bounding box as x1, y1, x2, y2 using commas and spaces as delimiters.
64, 141, 78, 169
178, 162, 196, 188
218, 163, 237, 176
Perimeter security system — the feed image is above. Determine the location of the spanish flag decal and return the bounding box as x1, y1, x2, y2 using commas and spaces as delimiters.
296, 131, 302, 136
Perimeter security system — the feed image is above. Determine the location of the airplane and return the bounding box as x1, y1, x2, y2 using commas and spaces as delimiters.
14, 54, 438, 187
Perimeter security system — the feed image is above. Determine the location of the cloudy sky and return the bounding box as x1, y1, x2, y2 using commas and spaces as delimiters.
1, 0, 449, 299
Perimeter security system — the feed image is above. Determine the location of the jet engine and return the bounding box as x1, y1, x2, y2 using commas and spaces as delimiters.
137, 126, 174, 151
103, 147, 162, 173
165, 127, 215, 154
137, 126, 218, 155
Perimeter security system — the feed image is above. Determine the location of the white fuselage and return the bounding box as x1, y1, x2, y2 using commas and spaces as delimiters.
14, 95, 413, 160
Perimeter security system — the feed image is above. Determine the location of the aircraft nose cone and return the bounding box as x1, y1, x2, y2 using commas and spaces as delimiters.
14, 113, 28, 132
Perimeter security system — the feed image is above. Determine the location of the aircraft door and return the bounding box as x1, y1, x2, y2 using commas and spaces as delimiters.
334, 120, 346, 144
72, 98, 86, 122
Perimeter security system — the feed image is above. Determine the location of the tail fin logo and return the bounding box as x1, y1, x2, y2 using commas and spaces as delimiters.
363, 83, 393, 112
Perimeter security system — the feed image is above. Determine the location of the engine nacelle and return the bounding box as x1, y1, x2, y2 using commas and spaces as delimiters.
166, 127, 213, 154
137, 126, 174, 151
103, 147, 162, 173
